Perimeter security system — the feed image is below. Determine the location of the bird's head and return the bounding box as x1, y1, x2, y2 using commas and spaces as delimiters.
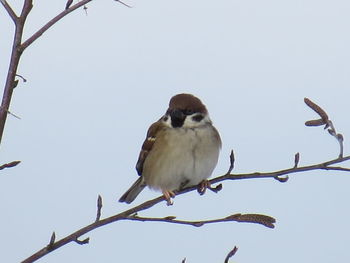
164, 93, 210, 128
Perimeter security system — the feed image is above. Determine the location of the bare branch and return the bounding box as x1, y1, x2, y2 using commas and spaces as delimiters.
224, 246, 238, 263
304, 98, 344, 158
0, 0, 18, 23
0, 1, 33, 145
211, 155, 350, 186
321, 166, 350, 172
0, 160, 20, 170
126, 213, 276, 229
20, 0, 93, 51
326, 120, 344, 158
20, 152, 350, 263
20, 0, 33, 18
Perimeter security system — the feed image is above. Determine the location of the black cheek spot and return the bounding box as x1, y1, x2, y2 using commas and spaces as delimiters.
192, 114, 204, 122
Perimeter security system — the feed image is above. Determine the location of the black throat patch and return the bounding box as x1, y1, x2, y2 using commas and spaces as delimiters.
171, 116, 185, 128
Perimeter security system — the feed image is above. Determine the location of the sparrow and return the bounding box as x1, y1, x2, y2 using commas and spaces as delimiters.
119, 93, 221, 205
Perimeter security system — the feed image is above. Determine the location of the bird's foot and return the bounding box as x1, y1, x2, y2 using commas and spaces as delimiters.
197, 180, 210, 195
162, 190, 175, 206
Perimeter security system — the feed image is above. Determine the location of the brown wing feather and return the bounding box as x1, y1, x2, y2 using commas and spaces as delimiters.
135, 119, 165, 175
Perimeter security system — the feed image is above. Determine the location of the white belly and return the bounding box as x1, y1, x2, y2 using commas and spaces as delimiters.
143, 126, 221, 191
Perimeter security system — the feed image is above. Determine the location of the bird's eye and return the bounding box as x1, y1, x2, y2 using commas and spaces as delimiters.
183, 109, 194, 115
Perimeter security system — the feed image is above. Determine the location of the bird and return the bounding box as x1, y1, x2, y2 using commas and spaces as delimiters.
119, 93, 221, 205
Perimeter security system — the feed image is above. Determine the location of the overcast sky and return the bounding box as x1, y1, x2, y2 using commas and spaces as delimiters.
1, 0, 350, 262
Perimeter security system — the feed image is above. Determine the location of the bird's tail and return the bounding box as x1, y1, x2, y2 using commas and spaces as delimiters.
119, 177, 146, 204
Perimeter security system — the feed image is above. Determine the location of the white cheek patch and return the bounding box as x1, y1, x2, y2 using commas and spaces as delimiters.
182, 114, 211, 128
162, 115, 172, 127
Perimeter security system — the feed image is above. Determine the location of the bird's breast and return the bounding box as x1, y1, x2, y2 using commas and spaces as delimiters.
142, 126, 221, 191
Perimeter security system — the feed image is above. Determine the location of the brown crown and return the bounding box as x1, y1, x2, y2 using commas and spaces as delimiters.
168, 93, 208, 114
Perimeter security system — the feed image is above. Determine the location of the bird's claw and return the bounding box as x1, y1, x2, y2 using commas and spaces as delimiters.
162, 190, 175, 206
197, 180, 210, 195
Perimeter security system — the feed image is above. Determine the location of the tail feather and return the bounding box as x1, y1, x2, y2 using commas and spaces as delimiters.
119, 177, 146, 204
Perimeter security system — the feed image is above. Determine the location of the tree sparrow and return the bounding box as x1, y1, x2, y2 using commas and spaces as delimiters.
119, 93, 221, 204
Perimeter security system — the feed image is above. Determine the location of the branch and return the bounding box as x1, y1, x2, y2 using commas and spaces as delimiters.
20, 0, 33, 19
304, 98, 344, 158
20, 0, 93, 51
0, 0, 18, 23
126, 213, 276, 229
212, 155, 350, 185
0, 0, 111, 145
21, 152, 350, 263
0, 0, 33, 145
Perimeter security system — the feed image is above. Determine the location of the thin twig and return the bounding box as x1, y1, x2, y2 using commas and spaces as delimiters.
0, 0, 18, 23
304, 98, 344, 158
226, 150, 235, 175
224, 246, 238, 263
65, 0, 73, 10
322, 166, 350, 172
2, 107, 21, 119
114, 0, 132, 8
95, 195, 103, 222
20, 0, 93, 51
0, 160, 20, 170
326, 120, 344, 158
47, 232, 56, 249
294, 152, 300, 168
15, 74, 27, 82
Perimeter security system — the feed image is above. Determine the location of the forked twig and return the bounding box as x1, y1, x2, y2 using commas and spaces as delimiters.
304, 98, 344, 158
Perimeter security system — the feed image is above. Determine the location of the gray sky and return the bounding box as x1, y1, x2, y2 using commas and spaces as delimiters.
1, 0, 350, 262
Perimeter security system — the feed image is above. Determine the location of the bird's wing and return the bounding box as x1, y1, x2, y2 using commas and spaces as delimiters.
135, 119, 165, 175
